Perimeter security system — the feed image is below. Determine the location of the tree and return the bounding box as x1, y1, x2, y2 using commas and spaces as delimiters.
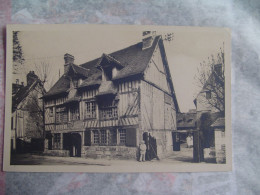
13, 31, 24, 74
195, 46, 225, 113
34, 61, 55, 91
25, 88, 45, 139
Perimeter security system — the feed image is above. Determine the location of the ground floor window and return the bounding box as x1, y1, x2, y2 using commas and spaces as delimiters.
91, 128, 130, 146
93, 130, 99, 144
119, 129, 126, 144
100, 130, 107, 145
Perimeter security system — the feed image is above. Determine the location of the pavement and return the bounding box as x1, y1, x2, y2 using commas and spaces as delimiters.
11, 144, 196, 166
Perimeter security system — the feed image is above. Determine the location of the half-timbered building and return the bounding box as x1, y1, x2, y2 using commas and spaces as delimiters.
42, 32, 179, 160
12, 71, 45, 153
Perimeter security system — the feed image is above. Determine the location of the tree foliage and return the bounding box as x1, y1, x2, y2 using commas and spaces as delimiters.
195, 46, 225, 113
13, 31, 24, 74
24, 84, 45, 139
34, 61, 55, 91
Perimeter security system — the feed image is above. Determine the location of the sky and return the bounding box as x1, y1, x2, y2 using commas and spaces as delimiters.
14, 25, 228, 112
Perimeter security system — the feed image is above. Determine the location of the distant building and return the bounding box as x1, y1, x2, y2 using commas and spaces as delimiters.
194, 63, 224, 114
42, 32, 179, 160
193, 58, 225, 163
176, 111, 196, 144
11, 71, 46, 153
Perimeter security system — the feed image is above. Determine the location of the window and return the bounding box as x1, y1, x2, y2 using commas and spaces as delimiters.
187, 119, 193, 123
221, 131, 225, 138
177, 119, 183, 123
206, 91, 211, 99
108, 129, 117, 145
103, 67, 113, 81
100, 130, 107, 144
56, 106, 68, 123
73, 79, 78, 88
221, 144, 226, 151
214, 65, 222, 76
99, 100, 118, 120
85, 102, 96, 119
70, 105, 79, 121
93, 130, 99, 144
53, 133, 61, 149
49, 107, 54, 117
119, 129, 126, 144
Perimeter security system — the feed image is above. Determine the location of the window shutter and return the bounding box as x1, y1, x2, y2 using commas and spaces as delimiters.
126, 128, 136, 147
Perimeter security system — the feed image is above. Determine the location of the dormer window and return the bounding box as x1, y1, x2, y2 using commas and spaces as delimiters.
104, 67, 113, 81
96, 53, 125, 81
73, 79, 78, 88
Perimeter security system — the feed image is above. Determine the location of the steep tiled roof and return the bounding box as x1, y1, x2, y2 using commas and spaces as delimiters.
44, 75, 70, 97
45, 36, 161, 97
70, 64, 89, 77
97, 81, 117, 96
96, 53, 125, 69
211, 117, 225, 128
12, 79, 42, 111
80, 36, 160, 83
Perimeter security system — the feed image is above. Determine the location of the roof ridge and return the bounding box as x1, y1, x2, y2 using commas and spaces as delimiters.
79, 40, 142, 68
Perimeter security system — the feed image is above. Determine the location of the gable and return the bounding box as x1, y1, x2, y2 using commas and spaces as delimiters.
12, 81, 44, 111
144, 44, 169, 92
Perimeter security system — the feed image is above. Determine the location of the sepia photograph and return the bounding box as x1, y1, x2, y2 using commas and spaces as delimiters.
4, 24, 231, 172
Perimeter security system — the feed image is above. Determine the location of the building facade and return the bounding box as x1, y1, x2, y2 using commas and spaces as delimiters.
193, 55, 226, 163
43, 32, 179, 160
11, 71, 45, 153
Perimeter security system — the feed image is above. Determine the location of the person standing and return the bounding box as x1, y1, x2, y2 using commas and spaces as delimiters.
139, 141, 147, 162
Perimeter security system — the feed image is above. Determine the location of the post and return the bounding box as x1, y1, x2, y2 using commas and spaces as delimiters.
82, 131, 85, 146
52, 134, 54, 150
193, 130, 204, 162
14, 110, 18, 152
60, 133, 63, 150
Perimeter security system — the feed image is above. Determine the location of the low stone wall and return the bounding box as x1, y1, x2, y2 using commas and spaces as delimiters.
44, 149, 70, 157
82, 146, 137, 160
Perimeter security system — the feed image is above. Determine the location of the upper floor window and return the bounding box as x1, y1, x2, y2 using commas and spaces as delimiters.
85, 102, 96, 119
56, 106, 68, 123
73, 79, 78, 88
104, 67, 113, 81
49, 107, 54, 117
206, 91, 211, 99
70, 106, 79, 121
99, 98, 118, 120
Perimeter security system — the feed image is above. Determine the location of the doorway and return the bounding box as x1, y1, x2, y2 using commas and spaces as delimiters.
63, 133, 82, 157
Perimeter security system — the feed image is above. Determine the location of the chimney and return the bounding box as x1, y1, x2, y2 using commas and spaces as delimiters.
64, 53, 74, 73
142, 31, 156, 50
27, 71, 38, 86
16, 79, 19, 84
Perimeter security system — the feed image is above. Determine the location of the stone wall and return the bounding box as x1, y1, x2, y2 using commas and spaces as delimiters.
44, 149, 70, 157
214, 130, 226, 164
82, 146, 137, 160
